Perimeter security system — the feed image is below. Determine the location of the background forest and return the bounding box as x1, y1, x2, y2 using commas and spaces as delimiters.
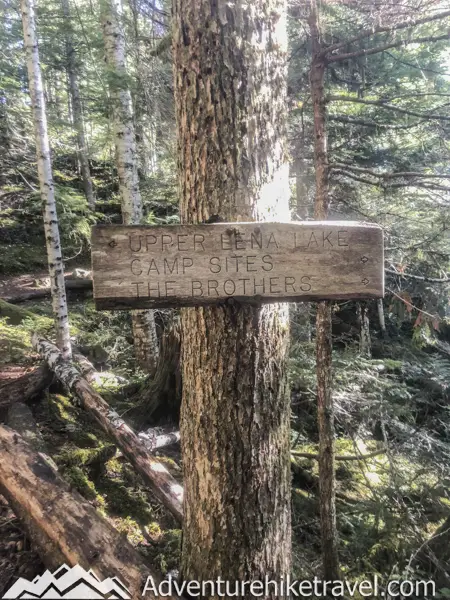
1, 0, 450, 596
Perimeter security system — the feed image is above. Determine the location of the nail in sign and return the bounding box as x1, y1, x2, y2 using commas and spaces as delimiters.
91, 221, 384, 310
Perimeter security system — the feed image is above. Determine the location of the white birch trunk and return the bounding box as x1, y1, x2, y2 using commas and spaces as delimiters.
377, 298, 387, 338
20, 0, 72, 359
61, 0, 95, 209
101, 0, 159, 373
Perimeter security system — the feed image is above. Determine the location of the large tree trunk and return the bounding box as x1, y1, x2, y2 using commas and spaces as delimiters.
0, 426, 177, 599
20, 0, 72, 358
101, 0, 159, 373
33, 335, 183, 523
309, 0, 340, 580
173, 0, 292, 592
61, 0, 95, 209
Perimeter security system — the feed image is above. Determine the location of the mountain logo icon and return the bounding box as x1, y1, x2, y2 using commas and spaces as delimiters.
2, 563, 131, 599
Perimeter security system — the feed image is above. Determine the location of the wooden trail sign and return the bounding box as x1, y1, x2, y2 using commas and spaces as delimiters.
91, 222, 384, 310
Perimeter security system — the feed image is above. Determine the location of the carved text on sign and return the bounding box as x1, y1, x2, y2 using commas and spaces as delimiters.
91, 222, 384, 310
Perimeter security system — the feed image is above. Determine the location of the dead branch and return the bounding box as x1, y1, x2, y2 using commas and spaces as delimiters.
4, 278, 92, 304
328, 33, 450, 63
291, 448, 386, 461
324, 10, 450, 55
32, 335, 183, 523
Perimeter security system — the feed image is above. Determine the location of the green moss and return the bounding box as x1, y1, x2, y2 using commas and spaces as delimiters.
143, 529, 181, 574
114, 517, 145, 545
0, 319, 31, 364
64, 465, 98, 500
56, 445, 116, 467
96, 472, 153, 523
48, 394, 77, 424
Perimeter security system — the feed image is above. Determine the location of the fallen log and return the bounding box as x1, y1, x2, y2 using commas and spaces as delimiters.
291, 448, 386, 461
73, 353, 101, 384
0, 426, 178, 598
0, 364, 53, 410
4, 278, 92, 304
138, 428, 181, 451
32, 335, 183, 523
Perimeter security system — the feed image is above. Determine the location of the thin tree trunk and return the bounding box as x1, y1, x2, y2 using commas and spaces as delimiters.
294, 154, 311, 342
20, 0, 72, 359
61, 0, 95, 209
101, 0, 159, 373
377, 298, 387, 338
173, 0, 291, 593
129, 0, 153, 178
131, 310, 159, 375
357, 302, 372, 357
309, 0, 340, 580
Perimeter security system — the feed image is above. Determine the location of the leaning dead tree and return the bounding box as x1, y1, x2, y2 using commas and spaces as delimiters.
33, 334, 183, 523
20, 0, 71, 358
0, 426, 177, 599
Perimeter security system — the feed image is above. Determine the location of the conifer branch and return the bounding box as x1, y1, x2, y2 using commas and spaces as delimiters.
323, 10, 450, 55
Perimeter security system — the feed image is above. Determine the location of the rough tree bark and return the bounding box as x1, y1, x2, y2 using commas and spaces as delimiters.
100, 0, 159, 373
0, 427, 177, 599
173, 0, 292, 593
136, 319, 181, 425
309, 0, 340, 581
20, 0, 72, 358
61, 0, 95, 209
33, 335, 183, 523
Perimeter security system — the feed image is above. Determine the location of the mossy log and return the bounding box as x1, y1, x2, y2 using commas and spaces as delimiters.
32, 334, 183, 523
0, 426, 178, 598
0, 364, 53, 410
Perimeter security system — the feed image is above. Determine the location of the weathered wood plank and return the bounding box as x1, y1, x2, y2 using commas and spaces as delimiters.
91, 222, 384, 309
